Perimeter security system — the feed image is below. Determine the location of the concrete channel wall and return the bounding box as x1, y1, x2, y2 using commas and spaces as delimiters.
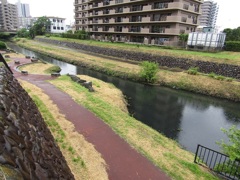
0, 67, 74, 179
36, 37, 240, 79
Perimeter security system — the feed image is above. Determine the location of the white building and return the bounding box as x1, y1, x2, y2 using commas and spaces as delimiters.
48, 17, 66, 33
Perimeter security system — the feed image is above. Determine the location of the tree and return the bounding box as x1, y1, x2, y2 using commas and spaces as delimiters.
178, 33, 188, 47
32, 16, 51, 36
217, 126, 240, 161
223, 27, 240, 41
17, 28, 30, 38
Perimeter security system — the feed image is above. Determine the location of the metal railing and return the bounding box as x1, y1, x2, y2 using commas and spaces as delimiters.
194, 144, 240, 180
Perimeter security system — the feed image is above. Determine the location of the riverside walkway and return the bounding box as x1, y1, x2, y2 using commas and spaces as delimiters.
8, 55, 170, 180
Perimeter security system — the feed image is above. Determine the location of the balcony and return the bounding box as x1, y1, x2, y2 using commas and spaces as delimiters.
129, 26, 141, 33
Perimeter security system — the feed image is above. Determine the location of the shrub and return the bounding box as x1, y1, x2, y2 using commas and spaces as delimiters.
225, 41, 240, 52
45, 65, 61, 73
0, 41, 6, 49
217, 126, 240, 161
214, 75, 225, 81
139, 61, 159, 83
187, 67, 199, 75
225, 77, 233, 82
208, 72, 216, 78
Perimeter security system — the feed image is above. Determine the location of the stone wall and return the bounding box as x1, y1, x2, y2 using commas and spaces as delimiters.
36, 38, 240, 79
0, 67, 74, 179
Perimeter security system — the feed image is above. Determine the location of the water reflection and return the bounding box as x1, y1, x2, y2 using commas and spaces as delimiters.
8, 43, 240, 153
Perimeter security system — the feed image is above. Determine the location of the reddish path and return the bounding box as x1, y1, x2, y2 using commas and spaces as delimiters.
9, 56, 170, 180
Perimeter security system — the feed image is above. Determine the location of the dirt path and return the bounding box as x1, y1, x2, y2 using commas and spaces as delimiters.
9, 56, 170, 180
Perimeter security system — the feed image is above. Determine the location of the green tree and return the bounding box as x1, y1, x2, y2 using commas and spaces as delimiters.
139, 61, 159, 83
32, 16, 51, 36
223, 27, 240, 41
217, 126, 240, 161
178, 33, 188, 47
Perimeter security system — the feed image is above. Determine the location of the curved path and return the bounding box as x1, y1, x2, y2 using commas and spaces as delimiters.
9, 56, 170, 180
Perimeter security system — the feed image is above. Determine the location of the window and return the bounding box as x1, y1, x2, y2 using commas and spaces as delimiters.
57, 27, 60, 30
53, 26, 56, 29
53, 19, 56, 22
61, 27, 64, 30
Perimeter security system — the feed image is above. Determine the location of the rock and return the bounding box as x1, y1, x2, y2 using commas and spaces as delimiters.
14, 61, 20, 64
31, 57, 38, 62
51, 73, 61, 77
21, 71, 28, 75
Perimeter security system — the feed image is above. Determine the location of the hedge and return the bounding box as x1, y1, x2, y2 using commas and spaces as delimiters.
224, 41, 240, 52
61, 33, 88, 40
0, 41, 6, 49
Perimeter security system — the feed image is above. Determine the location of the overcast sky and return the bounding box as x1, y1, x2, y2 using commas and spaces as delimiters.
7, 0, 240, 30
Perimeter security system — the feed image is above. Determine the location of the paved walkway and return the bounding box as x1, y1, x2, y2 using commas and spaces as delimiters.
9, 56, 170, 180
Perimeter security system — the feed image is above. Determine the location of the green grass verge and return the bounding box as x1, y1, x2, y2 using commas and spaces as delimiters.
25, 88, 86, 168
50, 75, 219, 180
14, 39, 240, 102
38, 36, 240, 65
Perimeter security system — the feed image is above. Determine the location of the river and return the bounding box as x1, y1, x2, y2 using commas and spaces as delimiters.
8, 44, 240, 153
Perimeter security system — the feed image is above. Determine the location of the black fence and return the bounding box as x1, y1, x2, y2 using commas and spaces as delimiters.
194, 144, 240, 180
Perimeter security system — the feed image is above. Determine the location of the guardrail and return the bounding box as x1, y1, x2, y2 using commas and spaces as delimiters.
194, 144, 240, 180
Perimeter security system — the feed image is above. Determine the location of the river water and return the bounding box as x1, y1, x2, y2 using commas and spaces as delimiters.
8, 44, 240, 153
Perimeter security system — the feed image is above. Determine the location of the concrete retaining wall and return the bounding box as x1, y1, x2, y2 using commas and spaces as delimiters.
0, 67, 74, 179
36, 38, 240, 79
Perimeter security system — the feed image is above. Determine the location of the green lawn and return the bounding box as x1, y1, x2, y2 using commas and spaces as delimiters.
38, 36, 240, 65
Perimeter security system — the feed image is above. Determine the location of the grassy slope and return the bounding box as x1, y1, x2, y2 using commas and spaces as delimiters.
41, 36, 240, 65
19, 80, 108, 180
49, 75, 219, 180
15, 39, 240, 102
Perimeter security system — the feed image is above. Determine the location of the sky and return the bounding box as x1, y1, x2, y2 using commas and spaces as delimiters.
7, 0, 240, 30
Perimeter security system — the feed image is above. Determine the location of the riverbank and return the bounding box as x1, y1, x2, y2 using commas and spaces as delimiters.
12, 39, 240, 102
9, 56, 218, 180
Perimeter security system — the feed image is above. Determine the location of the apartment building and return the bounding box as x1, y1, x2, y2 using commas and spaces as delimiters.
0, 0, 18, 31
199, 0, 218, 29
74, 0, 203, 46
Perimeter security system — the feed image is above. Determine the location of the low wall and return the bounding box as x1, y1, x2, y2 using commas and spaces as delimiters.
0, 67, 74, 179
36, 38, 240, 79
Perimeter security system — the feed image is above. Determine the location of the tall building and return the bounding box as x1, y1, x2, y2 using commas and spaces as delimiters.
199, 0, 218, 28
74, 0, 203, 46
16, 0, 30, 17
0, 0, 18, 31
16, 0, 32, 29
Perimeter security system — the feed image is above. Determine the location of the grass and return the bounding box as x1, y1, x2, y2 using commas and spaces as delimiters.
19, 63, 56, 74
38, 36, 240, 65
15, 39, 240, 102
49, 75, 219, 180
44, 65, 61, 73
19, 80, 108, 180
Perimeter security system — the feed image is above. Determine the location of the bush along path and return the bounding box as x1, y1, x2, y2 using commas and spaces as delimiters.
9, 55, 170, 179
